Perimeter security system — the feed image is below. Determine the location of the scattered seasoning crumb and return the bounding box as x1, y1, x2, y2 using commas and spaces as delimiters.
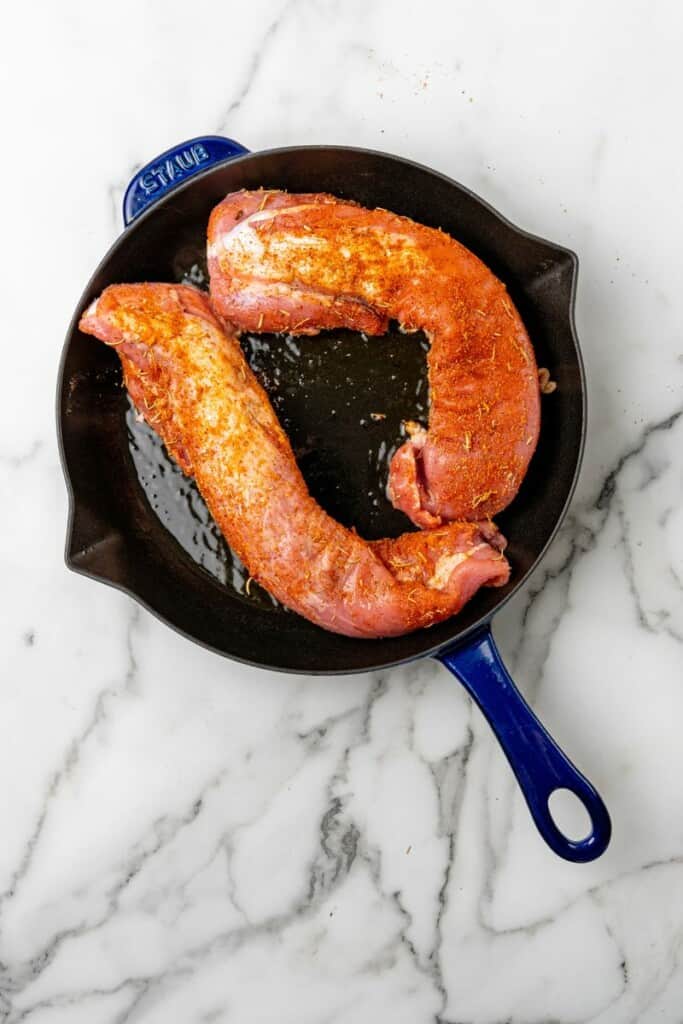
538, 367, 557, 394
463, 431, 472, 451
472, 490, 494, 508
370, 412, 386, 421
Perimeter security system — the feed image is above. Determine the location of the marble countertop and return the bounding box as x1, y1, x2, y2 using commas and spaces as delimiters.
3, 1, 683, 1020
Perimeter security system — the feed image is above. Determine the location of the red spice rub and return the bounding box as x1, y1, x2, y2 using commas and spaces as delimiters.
80, 283, 510, 638
208, 190, 541, 526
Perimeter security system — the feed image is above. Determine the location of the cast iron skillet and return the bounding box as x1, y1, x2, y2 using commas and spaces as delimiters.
58, 136, 611, 862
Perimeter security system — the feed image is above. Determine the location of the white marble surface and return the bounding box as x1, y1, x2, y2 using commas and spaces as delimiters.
2, 1, 683, 1020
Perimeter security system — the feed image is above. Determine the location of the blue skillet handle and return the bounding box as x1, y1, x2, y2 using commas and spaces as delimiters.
122, 135, 250, 226
437, 627, 611, 862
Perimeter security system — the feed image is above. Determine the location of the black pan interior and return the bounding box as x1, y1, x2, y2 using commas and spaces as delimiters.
58, 147, 584, 673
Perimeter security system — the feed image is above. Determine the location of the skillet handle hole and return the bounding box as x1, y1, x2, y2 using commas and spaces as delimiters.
548, 787, 593, 842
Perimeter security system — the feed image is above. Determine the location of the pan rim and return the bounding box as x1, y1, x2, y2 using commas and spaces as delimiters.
57, 143, 586, 676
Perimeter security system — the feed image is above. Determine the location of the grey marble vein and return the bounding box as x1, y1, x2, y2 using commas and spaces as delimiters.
0, 442, 42, 470
217, 0, 302, 129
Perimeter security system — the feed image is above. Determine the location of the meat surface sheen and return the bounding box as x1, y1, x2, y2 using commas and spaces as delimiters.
80, 283, 510, 638
208, 190, 541, 526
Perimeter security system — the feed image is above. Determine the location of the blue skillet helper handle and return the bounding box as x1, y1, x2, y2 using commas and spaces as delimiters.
122, 135, 250, 226
438, 627, 611, 862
